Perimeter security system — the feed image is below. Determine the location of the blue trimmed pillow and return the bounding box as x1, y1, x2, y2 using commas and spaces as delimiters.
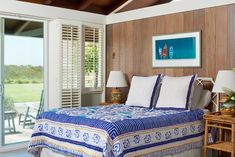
125, 74, 162, 108
155, 75, 197, 110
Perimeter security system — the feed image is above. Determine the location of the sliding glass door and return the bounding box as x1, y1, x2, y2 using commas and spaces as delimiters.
0, 17, 44, 145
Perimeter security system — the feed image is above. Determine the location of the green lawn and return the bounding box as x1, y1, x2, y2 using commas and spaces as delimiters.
5, 83, 43, 103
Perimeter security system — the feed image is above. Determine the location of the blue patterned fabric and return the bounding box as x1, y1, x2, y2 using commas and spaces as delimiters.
28, 104, 204, 157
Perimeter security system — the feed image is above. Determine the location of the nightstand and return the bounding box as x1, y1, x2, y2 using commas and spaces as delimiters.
203, 112, 235, 157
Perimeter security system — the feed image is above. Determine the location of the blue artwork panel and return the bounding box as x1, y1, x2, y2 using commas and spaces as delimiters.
155, 37, 196, 60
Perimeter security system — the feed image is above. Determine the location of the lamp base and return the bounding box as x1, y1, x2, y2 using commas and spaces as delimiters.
220, 103, 235, 116
111, 88, 122, 104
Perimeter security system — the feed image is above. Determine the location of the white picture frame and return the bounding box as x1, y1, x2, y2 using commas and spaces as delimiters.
152, 31, 201, 68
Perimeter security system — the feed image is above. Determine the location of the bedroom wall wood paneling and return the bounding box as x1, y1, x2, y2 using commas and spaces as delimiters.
106, 4, 235, 102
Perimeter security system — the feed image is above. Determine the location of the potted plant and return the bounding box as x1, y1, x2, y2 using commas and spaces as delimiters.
221, 68, 235, 116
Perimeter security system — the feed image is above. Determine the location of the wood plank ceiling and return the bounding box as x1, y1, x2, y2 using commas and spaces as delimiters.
18, 0, 173, 15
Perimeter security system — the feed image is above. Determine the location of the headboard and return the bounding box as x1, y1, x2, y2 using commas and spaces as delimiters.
196, 77, 217, 112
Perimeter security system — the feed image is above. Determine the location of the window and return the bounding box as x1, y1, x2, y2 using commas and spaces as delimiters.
61, 24, 82, 108
60, 23, 103, 108
83, 26, 103, 92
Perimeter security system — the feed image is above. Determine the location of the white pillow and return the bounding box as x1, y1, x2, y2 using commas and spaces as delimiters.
126, 75, 162, 108
156, 75, 197, 110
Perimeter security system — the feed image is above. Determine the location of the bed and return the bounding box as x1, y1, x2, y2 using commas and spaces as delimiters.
28, 75, 214, 157
28, 104, 205, 157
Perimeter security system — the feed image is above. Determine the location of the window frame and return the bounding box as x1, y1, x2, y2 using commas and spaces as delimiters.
82, 24, 104, 94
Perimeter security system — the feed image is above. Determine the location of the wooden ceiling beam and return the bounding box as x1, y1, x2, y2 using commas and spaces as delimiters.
105, 0, 129, 15
109, 0, 133, 15
77, 0, 95, 10
44, 0, 53, 5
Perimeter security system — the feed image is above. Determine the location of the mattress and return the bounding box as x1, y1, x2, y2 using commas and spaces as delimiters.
28, 104, 204, 157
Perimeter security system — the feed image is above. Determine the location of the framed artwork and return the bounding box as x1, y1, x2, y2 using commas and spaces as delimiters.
152, 31, 201, 68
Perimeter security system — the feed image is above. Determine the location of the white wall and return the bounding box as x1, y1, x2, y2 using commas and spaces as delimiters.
107, 0, 235, 24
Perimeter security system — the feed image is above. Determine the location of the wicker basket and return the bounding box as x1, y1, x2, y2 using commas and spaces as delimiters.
220, 108, 235, 116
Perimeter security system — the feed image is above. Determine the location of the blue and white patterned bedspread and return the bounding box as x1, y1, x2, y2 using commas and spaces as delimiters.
28, 104, 204, 157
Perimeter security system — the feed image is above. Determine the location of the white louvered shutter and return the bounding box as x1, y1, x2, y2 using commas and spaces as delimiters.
83, 26, 103, 92
61, 24, 81, 108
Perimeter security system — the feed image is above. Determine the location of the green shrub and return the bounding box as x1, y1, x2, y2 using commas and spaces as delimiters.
4, 79, 14, 84
23, 80, 30, 84
32, 80, 39, 84
16, 80, 23, 84
16, 79, 31, 84
4, 65, 43, 83
4, 97, 15, 111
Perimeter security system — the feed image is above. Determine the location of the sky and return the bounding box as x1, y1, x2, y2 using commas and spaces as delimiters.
4, 35, 43, 66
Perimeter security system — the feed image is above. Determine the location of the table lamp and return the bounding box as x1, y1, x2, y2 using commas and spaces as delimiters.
212, 70, 235, 112
106, 71, 128, 103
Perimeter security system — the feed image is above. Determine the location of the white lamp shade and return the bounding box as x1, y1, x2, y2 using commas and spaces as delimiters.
106, 71, 128, 88
212, 70, 235, 93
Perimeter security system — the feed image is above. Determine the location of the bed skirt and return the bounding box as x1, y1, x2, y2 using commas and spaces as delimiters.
40, 147, 203, 157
